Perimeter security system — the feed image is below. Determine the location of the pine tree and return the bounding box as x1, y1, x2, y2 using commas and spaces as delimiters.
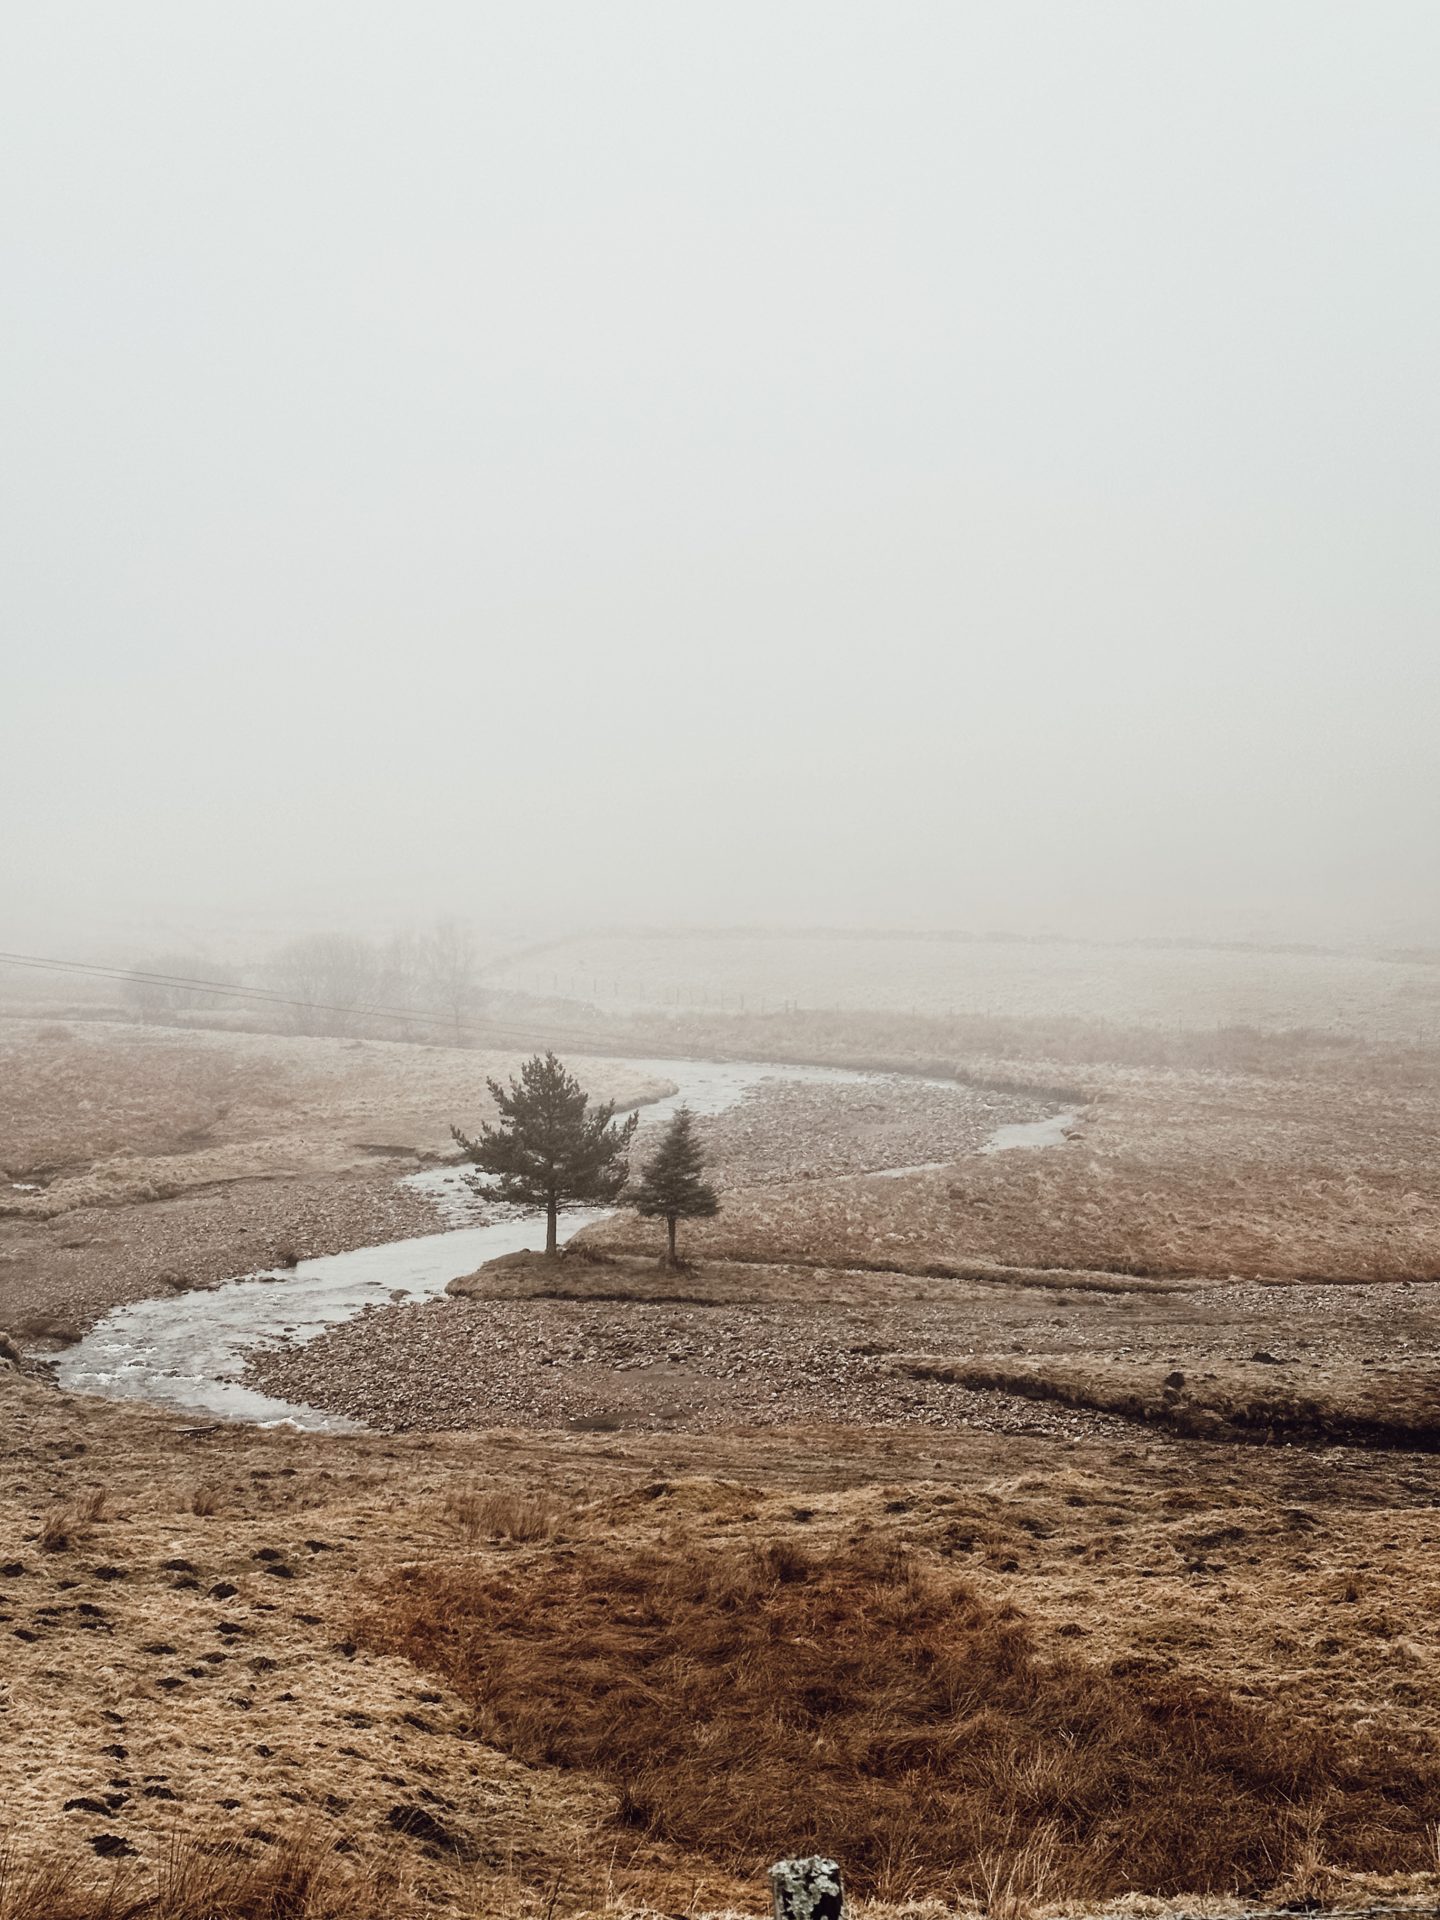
625, 1105, 719, 1266
451, 1051, 638, 1256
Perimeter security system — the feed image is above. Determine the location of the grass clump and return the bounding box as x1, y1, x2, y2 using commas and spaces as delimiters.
0, 1830, 348, 1920
36, 1489, 107, 1553
360, 1535, 1440, 1903
442, 1486, 567, 1546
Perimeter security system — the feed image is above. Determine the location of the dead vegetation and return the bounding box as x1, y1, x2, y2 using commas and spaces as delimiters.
6, 989, 1440, 1914
485, 928, 1440, 1049
36, 1488, 107, 1552
360, 1534, 1440, 1902
255, 1243, 1439, 1444
4, 1358, 1440, 1915
0, 1830, 351, 1920
0, 1828, 614, 1920
441, 1487, 568, 1545
588, 1061, 1440, 1286
0, 1021, 668, 1339
0, 1019, 667, 1222
901, 1355, 1440, 1452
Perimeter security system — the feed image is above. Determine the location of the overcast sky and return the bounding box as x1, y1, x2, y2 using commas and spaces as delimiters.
3, 2, 1438, 950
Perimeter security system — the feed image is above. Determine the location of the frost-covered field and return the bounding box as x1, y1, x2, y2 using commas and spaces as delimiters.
487, 929, 1440, 1041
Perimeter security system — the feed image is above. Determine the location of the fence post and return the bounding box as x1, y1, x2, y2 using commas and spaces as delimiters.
769, 1857, 844, 1920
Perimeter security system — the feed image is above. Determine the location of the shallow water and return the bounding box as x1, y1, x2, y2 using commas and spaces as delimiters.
981, 1109, 1081, 1153
57, 1057, 1078, 1431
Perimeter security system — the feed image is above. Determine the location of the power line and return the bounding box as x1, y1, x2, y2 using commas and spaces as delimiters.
0, 949, 642, 1054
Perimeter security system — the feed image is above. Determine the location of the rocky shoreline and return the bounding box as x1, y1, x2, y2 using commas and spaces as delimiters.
2, 1169, 445, 1346
242, 1253, 1138, 1441
243, 1249, 1440, 1447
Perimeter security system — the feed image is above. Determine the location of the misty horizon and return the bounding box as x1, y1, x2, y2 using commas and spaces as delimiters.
5, 3, 1438, 953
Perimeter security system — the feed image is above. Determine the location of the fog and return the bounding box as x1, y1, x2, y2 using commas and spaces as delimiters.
4, 2, 1438, 955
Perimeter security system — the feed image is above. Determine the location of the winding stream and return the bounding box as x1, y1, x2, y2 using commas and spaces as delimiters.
57, 1057, 1079, 1432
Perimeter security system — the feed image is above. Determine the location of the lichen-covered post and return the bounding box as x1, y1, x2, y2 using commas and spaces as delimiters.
769, 1856, 844, 1920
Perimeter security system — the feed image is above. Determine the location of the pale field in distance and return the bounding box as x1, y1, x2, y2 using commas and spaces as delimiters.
489, 930, 1440, 1041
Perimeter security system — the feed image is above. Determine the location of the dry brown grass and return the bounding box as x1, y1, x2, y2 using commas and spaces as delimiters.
0, 1828, 466, 1920
902, 1355, 1440, 1451
5, 1359, 1440, 1915
0, 1028, 278, 1180
15, 1308, 85, 1345
37, 1488, 107, 1551
594, 1061, 1440, 1285
441, 1486, 568, 1545
359, 1535, 1440, 1903
0, 1018, 667, 1221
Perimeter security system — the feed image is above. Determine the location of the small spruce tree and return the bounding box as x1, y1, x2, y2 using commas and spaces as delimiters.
626, 1105, 719, 1266
451, 1051, 638, 1256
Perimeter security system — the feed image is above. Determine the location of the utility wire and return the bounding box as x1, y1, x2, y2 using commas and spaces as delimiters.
0, 948, 660, 1054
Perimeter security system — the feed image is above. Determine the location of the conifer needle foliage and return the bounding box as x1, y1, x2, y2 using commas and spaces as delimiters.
452, 1052, 638, 1254
625, 1105, 719, 1265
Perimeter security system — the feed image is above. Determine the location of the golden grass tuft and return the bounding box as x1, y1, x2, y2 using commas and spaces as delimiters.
360, 1535, 1440, 1904
0, 1829, 351, 1920
37, 1488, 107, 1552
441, 1486, 568, 1546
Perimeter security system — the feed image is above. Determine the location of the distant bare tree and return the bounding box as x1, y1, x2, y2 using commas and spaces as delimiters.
270, 934, 380, 1036
121, 953, 239, 1026
377, 931, 424, 1032
423, 918, 477, 1044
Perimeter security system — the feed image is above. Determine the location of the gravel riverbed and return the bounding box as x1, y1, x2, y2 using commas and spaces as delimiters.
243, 1281, 1140, 1440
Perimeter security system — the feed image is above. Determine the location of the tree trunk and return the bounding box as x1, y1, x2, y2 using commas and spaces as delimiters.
546, 1196, 558, 1257
665, 1213, 677, 1267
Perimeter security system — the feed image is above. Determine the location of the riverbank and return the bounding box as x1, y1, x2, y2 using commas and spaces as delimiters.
49, 1054, 1055, 1424
0, 1020, 671, 1342
242, 1252, 1138, 1437
245, 1249, 1440, 1441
